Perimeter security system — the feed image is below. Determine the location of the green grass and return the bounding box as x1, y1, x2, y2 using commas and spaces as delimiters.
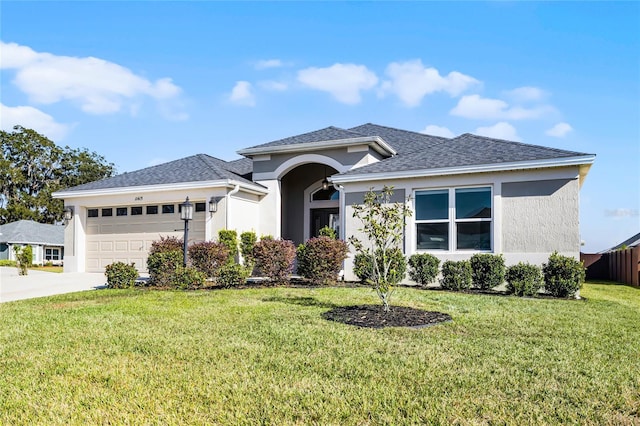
1, 282, 638, 425
29, 265, 64, 273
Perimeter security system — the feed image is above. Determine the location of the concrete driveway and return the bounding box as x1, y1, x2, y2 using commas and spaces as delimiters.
0, 267, 106, 303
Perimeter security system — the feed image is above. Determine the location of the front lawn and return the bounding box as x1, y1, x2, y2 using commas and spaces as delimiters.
1, 282, 638, 424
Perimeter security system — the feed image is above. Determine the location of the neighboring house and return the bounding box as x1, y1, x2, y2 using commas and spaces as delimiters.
53, 123, 595, 280
0, 220, 65, 265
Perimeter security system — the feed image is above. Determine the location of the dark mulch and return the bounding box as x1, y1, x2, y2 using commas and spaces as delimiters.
322, 304, 452, 329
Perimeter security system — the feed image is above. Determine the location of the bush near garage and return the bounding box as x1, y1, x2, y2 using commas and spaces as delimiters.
188, 241, 229, 278
147, 236, 184, 287
105, 262, 138, 289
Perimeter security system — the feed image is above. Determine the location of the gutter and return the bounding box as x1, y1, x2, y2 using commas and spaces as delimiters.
52, 179, 269, 199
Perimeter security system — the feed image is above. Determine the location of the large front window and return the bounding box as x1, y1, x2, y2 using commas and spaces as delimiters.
415, 187, 492, 251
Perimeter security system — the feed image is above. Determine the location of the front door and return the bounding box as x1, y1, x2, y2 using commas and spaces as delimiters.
310, 208, 339, 238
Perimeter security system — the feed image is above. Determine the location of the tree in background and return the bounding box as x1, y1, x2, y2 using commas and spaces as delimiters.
0, 125, 115, 224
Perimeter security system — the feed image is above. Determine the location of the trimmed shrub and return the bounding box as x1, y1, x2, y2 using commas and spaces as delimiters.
217, 263, 250, 288
149, 236, 183, 253
506, 262, 544, 297
352, 249, 406, 285
440, 260, 472, 291
147, 236, 184, 287
105, 262, 138, 289
470, 253, 506, 290
543, 252, 586, 298
253, 239, 296, 284
14, 245, 32, 275
173, 266, 206, 290
318, 226, 337, 239
408, 253, 440, 286
0, 260, 17, 267
240, 231, 257, 273
188, 241, 229, 278
218, 230, 238, 262
296, 236, 349, 284
147, 251, 183, 287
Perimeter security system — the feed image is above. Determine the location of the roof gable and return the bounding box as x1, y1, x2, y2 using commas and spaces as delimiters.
240, 126, 367, 151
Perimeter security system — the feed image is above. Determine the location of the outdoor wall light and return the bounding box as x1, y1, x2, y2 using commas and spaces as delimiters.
209, 196, 219, 213
180, 197, 193, 266
63, 206, 74, 221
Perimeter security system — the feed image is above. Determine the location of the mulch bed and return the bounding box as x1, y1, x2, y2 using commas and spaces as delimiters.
322, 304, 452, 329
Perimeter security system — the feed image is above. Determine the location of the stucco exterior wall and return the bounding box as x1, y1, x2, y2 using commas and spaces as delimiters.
251, 146, 382, 176
340, 166, 583, 281
501, 178, 580, 262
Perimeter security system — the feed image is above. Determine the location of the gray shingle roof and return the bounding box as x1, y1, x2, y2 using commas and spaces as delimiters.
241, 126, 368, 151
608, 232, 640, 251
336, 124, 592, 177
0, 220, 64, 246
60, 154, 256, 192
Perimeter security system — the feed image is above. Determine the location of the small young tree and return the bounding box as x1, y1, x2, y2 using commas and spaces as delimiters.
14, 245, 32, 276
349, 186, 411, 312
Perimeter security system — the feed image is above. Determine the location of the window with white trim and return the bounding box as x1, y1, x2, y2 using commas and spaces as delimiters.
45, 248, 60, 261
415, 186, 492, 251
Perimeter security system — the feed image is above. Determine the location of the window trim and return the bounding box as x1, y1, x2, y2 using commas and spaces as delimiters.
414, 185, 493, 253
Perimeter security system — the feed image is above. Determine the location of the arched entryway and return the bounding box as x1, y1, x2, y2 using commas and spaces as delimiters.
280, 163, 339, 245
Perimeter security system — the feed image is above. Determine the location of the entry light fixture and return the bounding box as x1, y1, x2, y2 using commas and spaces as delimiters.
63, 206, 74, 221
322, 166, 330, 190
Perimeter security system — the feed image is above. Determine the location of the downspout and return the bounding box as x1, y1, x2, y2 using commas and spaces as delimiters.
335, 183, 346, 280
225, 184, 241, 229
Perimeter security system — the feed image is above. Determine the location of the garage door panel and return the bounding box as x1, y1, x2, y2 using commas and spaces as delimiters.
86, 231, 185, 273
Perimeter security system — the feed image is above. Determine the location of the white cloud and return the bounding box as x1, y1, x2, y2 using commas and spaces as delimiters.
380, 60, 479, 107
504, 86, 546, 102
0, 103, 71, 140
604, 208, 639, 218
229, 81, 256, 106
255, 59, 284, 70
450, 94, 553, 120
259, 80, 288, 91
1, 41, 186, 117
421, 125, 455, 138
474, 122, 521, 141
297, 63, 378, 104
546, 122, 573, 138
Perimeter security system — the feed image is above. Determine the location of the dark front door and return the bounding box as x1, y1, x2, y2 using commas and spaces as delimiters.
310, 208, 339, 238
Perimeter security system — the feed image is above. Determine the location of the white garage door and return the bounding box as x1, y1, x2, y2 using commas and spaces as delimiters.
85, 205, 206, 273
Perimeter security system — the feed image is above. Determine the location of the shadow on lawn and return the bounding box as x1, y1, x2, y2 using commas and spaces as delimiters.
262, 295, 338, 309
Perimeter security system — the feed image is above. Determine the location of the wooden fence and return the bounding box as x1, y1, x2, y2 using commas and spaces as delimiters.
581, 247, 640, 287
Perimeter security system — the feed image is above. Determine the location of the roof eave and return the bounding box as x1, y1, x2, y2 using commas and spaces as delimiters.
53, 179, 269, 199
237, 136, 397, 157
331, 155, 597, 184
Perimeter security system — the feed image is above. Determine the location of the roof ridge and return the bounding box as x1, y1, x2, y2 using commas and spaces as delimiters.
351, 123, 453, 141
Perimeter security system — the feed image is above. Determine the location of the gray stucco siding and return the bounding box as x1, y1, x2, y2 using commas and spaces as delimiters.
345, 189, 406, 206
501, 178, 579, 253
251, 147, 376, 175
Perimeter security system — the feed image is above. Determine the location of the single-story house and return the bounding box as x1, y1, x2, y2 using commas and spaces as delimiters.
0, 220, 65, 265
53, 123, 595, 280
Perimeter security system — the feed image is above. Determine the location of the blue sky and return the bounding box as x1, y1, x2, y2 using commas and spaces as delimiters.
1, 1, 638, 252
